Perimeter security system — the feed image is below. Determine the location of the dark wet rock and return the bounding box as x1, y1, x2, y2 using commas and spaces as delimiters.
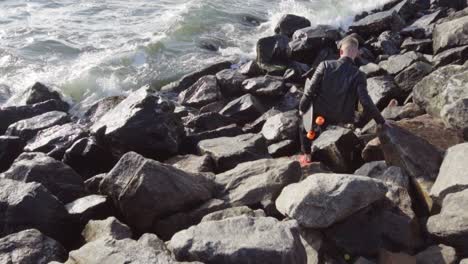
199, 100, 227, 114
0, 99, 69, 134
354, 160, 388, 178
415, 244, 457, 264
20, 82, 63, 106
78, 96, 125, 126
84, 173, 106, 194
360, 63, 386, 77
276, 173, 387, 228
401, 10, 443, 38
66, 195, 114, 226
243, 108, 282, 133
432, 0, 467, 10
432, 45, 468, 68
275, 14, 311, 38
0, 229, 67, 264
201, 206, 265, 222
367, 75, 401, 109
242, 75, 286, 96
184, 112, 233, 134
238, 60, 263, 77
361, 137, 384, 162
284, 61, 312, 83
261, 111, 299, 144
276, 86, 303, 112
0, 136, 24, 172
100, 152, 212, 233
256, 35, 290, 72
161, 61, 231, 93
91, 87, 184, 160
5, 111, 70, 142
198, 133, 269, 173
216, 69, 248, 98
178, 75, 222, 108
401, 37, 433, 53
394, 61, 433, 93
433, 16, 468, 54
169, 216, 307, 264
24, 123, 87, 160
372, 31, 401, 55
82, 216, 132, 243
391, 0, 431, 21
165, 154, 214, 174
382, 101, 425, 121
219, 94, 266, 125
183, 124, 244, 152
349, 10, 405, 38
268, 139, 298, 158
379, 51, 428, 75
174, 105, 196, 119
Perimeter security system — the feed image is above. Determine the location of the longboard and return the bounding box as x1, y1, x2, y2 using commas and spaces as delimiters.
302, 104, 314, 133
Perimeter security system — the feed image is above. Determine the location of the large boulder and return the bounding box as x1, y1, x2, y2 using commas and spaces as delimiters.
433, 15, 468, 54
382, 101, 425, 121
261, 111, 299, 144
0, 136, 24, 172
256, 35, 290, 72
182, 124, 244, 152
394, 61, 433, 94
198, 133, 269, 172
349, 10, 405, 38
81, 216, 132, 243
401, 37, 433, 53
201, 206, 266, 222
5, 111, 70, 141
276, 173, 387, 228
91, 87, 184, 160
178, 75, 222, 108
78, 96, 125, 126
0, 229, 67, 264
243, 108, 282, 133
165, 154, 214, 174
100, 152, 212, 233
401, 10, 443, 38
219, 94, 266, 125
372, 31, 401, 56
216, 69, 248, 97
432, 45, 468, 68
415, 244, 457, 264
2, 152, 85, 204
379, 51, 428, 75
390, 0, 430, 21
367, 75, 401, 109
65, 195, 114, 226
183, 112, 233, 134
13, 82, 63, 106
275, 14, 311, 38
169, 216, 307, 264
242, 75, 286, 97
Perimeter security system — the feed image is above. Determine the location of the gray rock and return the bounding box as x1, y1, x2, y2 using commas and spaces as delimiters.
166, 154, 214, 174
268, 139, 298, 158
461, 259, 468, 264
276, 173, 387, 228
18, 82, 63, 106
216, 69, 248, 97
401, 9, 443, 38
349, 10, 405, 38
354, 160, 388, 178
0, 136, 24, 172
361, 137, 384, 162
239, 60, 263, 77
100, 152, 212, 233
169, 216, 307, 264
415, 244, 457, 264
178, 75, 222, 108
84, 173, 106, 194
242, 75, 286, 96
201, 206, 265, 222
256, 35, 290, 70
433, 16, 468, 54
66, 195, 114, 225
360, 63, 386, 77
137, 233, 167, 253
261, 111, 299, 144
379, 51, 428, 75
372, 31, 401, 55
242, 108, 282, 133
401, 38, 433, 53
390, 0, 430, 21
0, 229, 67, 264
275, 14, 311, 38
184, 112, 233, 134
432, 45, 468, 68
78, 96, 125, 126
183, 124, 244, 152
6, 111, 70, 141
82, 217, 132, 243
441, 98, 468, 131
395, 61, 433, 94
432, 0, 467, 9
382, 101, 425, 121
219, 94, 266, 125
198, 133, 269, 172
367, 75, 400, 109
2, 152, 85, 204
299, 229, 322, 264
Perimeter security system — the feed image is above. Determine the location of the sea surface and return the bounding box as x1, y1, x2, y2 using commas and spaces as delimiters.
0, 0, 393, 111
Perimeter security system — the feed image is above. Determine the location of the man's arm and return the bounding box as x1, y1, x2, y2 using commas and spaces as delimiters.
299, 62, 326, 114
356, 72, 385, 124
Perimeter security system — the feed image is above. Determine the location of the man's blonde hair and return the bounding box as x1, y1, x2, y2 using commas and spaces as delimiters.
340, 36, 359, 51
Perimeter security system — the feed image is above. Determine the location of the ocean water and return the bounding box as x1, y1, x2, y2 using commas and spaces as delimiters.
0, 0, 393, 110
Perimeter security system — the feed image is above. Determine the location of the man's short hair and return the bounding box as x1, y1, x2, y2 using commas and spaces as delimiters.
339, 36, 359, 50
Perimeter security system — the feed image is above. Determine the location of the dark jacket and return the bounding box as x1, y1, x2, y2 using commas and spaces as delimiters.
299, 56, 385, 125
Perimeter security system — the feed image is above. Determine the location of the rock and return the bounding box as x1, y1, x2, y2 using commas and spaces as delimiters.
78, 96, 125, 126
298, 229, 322, 264
5, 111, 70, 141
430, 143, 468, 205
2, 152, 85, 204
215, 158, 301, 212
66, 195, 114, 226
268, 139, 298, 158
178, 75, 222, 107
372, 31, 401, 55
275, 14, 311, 38
441, 98, 468, 131
367, 75, 400, 109
289, 25, 342, 64
137, 233, 167, 253
432, 45, 468, 68
354, 160, 388, 178
82, 217, 132, 243
382, 101, 425, 121
166, 154, 214, 174
198, 133, 269, 173
390, 0, 430, 21
243, 108, 282, 133
24, 123, 87, 160
169, 216, 307, 264
433, 16, 468, 54
201, 206, 265, 222
395, 61, 433, 94
0, 136, 24, 172
0, 178, 76, 247
216, 69, 248, 97
360, 63, 386, 77
62, 137, 117, 180
242, 75, 286, 96
361, 137, 384, 162
0, 99, 69, 134
378, 250, 416, 264
84, 173, 106, 194
401, 10, 443, 38
311, 126, 362, 173
401, 38, 433, 53
256, 35, 290, 71
219, 94, 266, 125
349, 10, 405, 38
462, 259, 468, 264
355, 257, 376, 264
261, 111, 299, 144
19, 82, 63, 105
91, 87, 184, 160
199, 100, 226, 114
0, 229, 67, 264
238, 60, 263, 77
183, 124, 244, 152
161, 61, 231, 93
415, 244, 457, 264
379, 51, 428, 75
276, 173, 387, 228
100, 152, 212, 233
427, 189, 468, 255
184, 112, 233, 134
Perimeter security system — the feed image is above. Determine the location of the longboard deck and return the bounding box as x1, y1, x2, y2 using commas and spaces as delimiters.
302, 105, 314, 132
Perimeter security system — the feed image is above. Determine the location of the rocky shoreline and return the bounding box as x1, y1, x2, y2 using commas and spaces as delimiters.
0, 0, 467, 263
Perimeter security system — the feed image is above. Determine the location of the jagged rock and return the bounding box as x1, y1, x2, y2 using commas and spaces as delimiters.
219, 94, 266, 125
299, 161, 332, 180
372, 31, 401, 55
311, 126, 362, 173
382, 101, 425, 120
268, 139, 298, 158
78, 96, 125, 126
361, 137, 384, 162
289, 25, 341, 64
261, 111, 299, 144
276, 173, 387, 228
415, 244, 457, 264
5, 111, 70, 141
432, 0, 467, 9
198, 133, 269, 172
433, 15, 468, 54
390, 0, 430, 21
66, 195, 114, 226
427, 189, 468, 255
161, 61, 231, 93
183, 124, 244, 152
18, 82, 63, 106
367, 75, 400, 109
166, 154, 214, 174
0, 229, 67, 264
360, 63, 386, 77
184, 112, 233, 134
256, 35, 290, 72
216, 69, 248, 97
84, 173, 106, 194
401, 10, 443, 38
242, 75, 286, 96
395, 61, 433, 94
349, 10, 405, 38
379, 51, 428, 75
2, 152, 85, 204
178, 75, 222, 107
275, 14, 311, 38
437, 6, 468, 24
284, 61, 311, 83
82, 217, 132, 243
354, 160, 388, 178
401, 38, 433, 53
441, 98, 468, 131
243, 108, 282, 133
0, 136, 24, 172
0, 99, 69, 134
91, 87, 184, 160
238, 60, 263, 77
169, 216, 307, 264
137, 233, 167, 253
199, 100, 226, 114
0, 178, 76, 247
432, 45, 468, 68
201, 206, 265, 222
215, 158, 301, 212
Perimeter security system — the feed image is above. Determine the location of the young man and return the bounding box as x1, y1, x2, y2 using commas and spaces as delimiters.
298, 36, 386, 164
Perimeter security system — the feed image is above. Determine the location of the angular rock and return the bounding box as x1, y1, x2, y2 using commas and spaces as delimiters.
433, 16, 468, 54
84, 173, 106, 194
183, 124, 244, 152
401, 10, 443, 38
166, 154, 214, 174
2, 152, 85, 204
91, 87, 184, 160
432, 45, 468, 68
66, 195, 114, 226
243, 108, 282, 133
415, 244, 457, 264
169, 216, 307, 264
432, 0, 467, 9
0, 229, 67, 264
367, 75, 400, 109
184, 112, 233, 134
256, 35, 290, 69
100, 152, 212, 233
242, 75, 286, 96
238, 60, 263, 77
276, 173, 387, 228
395, 61, 433, 93
275, 14, 311, 38
216, 69, 248, 97
349, 10, 405, 38
219, 94, 266, 125
361, 137, 384, 162
198, 133, 269, 173
19, 82, 63, 106
354, 160, 388, 178
441, 98, 468, 131
360, 63, 386, 77
261, 111, 299, 144
379, 51, 428, 75
78, 96, 125, 126
82, 217, 132, 243
390, 0, 430, 21
401, 38, 433, 53
372, 31, 401, 55
0, 136, 24, 172
6, 111, 70, 141
382, 101, 425, 121
268, 139, 298, 158
201, 206, 265, 222
178, 75, 222, 107
199, 100, 226, 114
